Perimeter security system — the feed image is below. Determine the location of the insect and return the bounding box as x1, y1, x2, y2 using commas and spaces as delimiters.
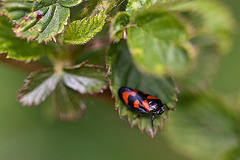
118, 87, 169, 130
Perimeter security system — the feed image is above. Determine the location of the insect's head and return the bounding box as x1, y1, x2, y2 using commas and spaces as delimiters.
148, 99, 165, 115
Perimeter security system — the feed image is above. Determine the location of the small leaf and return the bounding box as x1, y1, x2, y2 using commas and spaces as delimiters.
128, 8, 195, 77
95, 0, 116, 13
60, 0, 82, 7
52, 80, 86, 121
18, 69, 59, 106
64, 11, 106, 45
107, 41, 178, 137
0, 16, 49, 61
126, 0, 169, 15
62, 62, 107, 94
165, 93, 239, 160
2, 0, 70, 42
110, 12, 130, 42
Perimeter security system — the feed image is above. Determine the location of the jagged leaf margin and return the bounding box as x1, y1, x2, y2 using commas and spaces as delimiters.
64, 10, 106, 45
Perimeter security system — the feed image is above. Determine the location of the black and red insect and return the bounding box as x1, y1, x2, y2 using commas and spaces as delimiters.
118, 87, 168, 129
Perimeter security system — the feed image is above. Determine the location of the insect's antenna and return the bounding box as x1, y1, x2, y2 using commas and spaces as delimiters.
164, 104, 174, 110
151, 114, 155, 132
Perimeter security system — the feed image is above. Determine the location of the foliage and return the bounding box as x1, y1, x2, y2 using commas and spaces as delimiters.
0, 0, 239, 158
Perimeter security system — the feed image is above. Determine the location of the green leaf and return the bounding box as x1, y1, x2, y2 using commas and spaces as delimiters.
167, 0, 234, 91
2, 0, 70, 42
95, 0, 116, 13
52, 80, 86, 121
60, 0, 82, 7
126, 0, 169, 15
170, 0, 234, 53
18, 69, 59, 106
107, 41, 178, 137
64, 10, 106, 45
0, 15, 49, 61
62, 61, 107, 94
165, 93, 239, 160
110, 12, 130, 42
127, 8, 195, 77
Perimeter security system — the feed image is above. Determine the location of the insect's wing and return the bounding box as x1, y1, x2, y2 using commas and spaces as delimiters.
136, 89, 160, 100
118, 87, 150, 113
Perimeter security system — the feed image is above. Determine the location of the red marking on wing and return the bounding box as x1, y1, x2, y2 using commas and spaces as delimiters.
147, 96, 159, 100
142, 92, 148, 95
132, 89, 138, 93
142, 100, 150, 112
133, 100, 140, 108
122, 91, 137, 104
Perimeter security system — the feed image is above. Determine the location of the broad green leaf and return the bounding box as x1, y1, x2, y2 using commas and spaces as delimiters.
2, 0, 70, 42
165, 93, 239, 160
170, 0, 234, 53
128, 8, 195, 77
64, 11, 106, 45
60, 0, 82, 7
18, 69, 59, 106
62, 61, 107, 94
107, 41, 178, 137
110, 12, 130, 42
0, 15, 49, 61
52, 80, 86, 121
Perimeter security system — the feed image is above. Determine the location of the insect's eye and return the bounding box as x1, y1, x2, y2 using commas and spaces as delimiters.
149, 101, 158, 109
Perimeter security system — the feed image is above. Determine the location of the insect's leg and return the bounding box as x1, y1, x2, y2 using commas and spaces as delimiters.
133, 112, 143, 120
151, 114, 155, 131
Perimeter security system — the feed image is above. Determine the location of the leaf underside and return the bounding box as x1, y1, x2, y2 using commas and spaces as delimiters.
107, 41, 178, 137
18, 69, 58, 106
63, 62, 107, 94
53, 80, 86, 121
17, 60, 107, 120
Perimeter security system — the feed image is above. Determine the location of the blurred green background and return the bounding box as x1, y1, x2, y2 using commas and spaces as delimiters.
0, 0, 240, 159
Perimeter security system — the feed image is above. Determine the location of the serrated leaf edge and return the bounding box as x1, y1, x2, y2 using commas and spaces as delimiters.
64, 61, 108, 94
17, 68, 58, 106
2, 1, 70, 43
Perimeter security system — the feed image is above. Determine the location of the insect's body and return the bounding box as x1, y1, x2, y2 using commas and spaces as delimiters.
118, 87, 166, 129
118, 87, 165, 114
